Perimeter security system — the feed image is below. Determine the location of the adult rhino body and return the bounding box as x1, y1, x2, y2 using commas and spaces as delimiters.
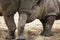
0, 0, 42, 40
0, 0, 20, 39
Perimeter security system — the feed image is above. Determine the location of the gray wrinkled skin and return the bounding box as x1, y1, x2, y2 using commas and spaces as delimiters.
17, 0, 41, 40
0, 0, 20, 39
17, 0, 60, 38
0, 0, 41, 40
20, 0, 60, 37
38, 0, 59, 19
37, 0, 60, 37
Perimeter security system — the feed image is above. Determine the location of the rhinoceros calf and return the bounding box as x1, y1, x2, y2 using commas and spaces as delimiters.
37, 0, 60, 37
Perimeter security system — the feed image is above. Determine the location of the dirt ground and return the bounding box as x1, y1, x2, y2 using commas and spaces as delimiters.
0, 27, 60, 40
0, 13, 60, 40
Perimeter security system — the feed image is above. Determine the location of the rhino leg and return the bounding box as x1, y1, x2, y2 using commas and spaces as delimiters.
16, 13, 27, 40
40, 15, 56, 37
4, 14, 16, 39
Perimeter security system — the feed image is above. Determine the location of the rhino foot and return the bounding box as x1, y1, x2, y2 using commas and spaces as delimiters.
16, 33, 26, 40
16, 36, 26, 40
5, 33, 15, 39
16, 39, 26, 40
41, 31, 53, 37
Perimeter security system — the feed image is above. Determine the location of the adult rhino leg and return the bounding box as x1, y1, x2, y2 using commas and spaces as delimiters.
40, 15, 56, 37
4, 14, 16, 39
16, 13, 27, 40
39, 18, 47, 36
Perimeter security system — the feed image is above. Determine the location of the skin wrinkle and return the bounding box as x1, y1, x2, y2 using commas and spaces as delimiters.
38, 0, 60, 20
